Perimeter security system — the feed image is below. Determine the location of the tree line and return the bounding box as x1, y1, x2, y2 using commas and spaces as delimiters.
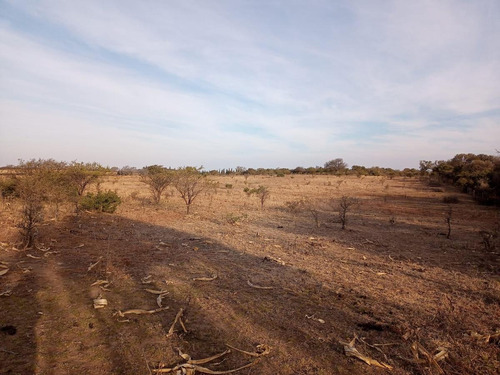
420, 153, 500, 204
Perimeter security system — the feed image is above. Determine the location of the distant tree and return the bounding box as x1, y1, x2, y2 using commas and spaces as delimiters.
173, 167, 209, 214
244, 185, 270, 208
235, 166, 247, 175
325, 158, 348, 174
419, 160, 434, 175
140, 165, 174, 204
351, 165, 368, 177
292, 167, 306, 174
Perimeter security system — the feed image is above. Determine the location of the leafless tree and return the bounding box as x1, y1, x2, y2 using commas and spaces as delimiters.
338, 195, 359, 230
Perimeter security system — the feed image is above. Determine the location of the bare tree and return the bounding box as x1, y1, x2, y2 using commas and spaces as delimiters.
173, 167, 208, 214
338, 196, 358, 230
445, 206, 452, 239
140, 165, 174, 204
15, 160, 51, 248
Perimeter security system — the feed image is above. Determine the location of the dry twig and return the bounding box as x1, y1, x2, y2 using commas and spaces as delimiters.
247, 279, 273, 290
340, 337, 393, 370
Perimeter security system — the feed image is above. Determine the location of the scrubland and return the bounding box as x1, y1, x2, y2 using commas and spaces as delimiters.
1, 174, 499, 374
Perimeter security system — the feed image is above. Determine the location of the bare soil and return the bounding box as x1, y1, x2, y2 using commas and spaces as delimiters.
1, 175, 499, 374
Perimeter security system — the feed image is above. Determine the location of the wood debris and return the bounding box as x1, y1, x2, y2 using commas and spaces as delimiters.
93, 295, 108, 309
193, 274, 217, 281
91, 279, 112, 291
153, 348, 260, 374
146, 289, 170, 295
157, 293, 168, 308
305, 314, 325, 324
141, 275, 153, 284
226, 344, 271, 357
115, 307, 169, 317
247, 280, 273, 290
470, 330, 500, 343
263, 256, 285, 265
26, 254, 42, 259
0, 290, 12, 296
167, 308, 187, 336
340, 337, 393, 370
87, 257, 103, 272
409, 341, 447, 374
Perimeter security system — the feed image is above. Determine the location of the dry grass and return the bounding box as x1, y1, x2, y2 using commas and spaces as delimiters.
0, 175, 499, 374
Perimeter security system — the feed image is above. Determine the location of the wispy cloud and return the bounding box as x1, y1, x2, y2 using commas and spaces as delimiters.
1, 0, 499, 169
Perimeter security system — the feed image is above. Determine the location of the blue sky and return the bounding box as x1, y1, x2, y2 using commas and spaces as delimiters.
1, 0, 499, 170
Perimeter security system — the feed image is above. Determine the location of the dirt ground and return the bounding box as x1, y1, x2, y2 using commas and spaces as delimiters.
1, 174, 499, 375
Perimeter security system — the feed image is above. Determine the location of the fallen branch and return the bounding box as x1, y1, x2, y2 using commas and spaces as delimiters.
146, 289, 170, 295
247, 280, 273, 290
87, 257, 103, 272
193, 274, 218, 281
116, 307, 169, 317
305, 314, 325, 324
340, 337, 393, 370
410, 342, 446, 374
167, 308, 187, 336
153, 348, 259, 374
226, 344, 270, 357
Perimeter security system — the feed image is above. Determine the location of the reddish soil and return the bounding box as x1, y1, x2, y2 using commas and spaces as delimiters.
1, 175, 499, 374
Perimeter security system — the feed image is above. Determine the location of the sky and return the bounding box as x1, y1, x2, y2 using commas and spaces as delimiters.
0, 0, 499, 170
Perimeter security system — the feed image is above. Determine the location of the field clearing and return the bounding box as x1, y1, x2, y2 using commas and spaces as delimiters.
1, 174, 499, 374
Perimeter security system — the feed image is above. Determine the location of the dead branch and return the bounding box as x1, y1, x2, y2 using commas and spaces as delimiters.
193, 274, 218, 281
340, 337, 393, 370
167, 308, 186, 336
226, 344, 271, 357
115, 307, 169, 317
247, 280, 273, 290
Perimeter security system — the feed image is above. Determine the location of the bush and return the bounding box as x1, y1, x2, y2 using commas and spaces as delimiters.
80, 190, 121, 213
443, 195, 460, 204
225, 184, 233, 189
0, 178, 18, 198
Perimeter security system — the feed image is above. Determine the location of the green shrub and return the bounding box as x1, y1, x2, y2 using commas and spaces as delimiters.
80, 190, 121, 213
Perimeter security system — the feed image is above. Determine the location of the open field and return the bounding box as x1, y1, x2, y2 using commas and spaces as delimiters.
1, 174, 499, 374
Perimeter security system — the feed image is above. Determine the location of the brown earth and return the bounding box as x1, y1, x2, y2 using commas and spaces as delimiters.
1, 175, 499, 375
